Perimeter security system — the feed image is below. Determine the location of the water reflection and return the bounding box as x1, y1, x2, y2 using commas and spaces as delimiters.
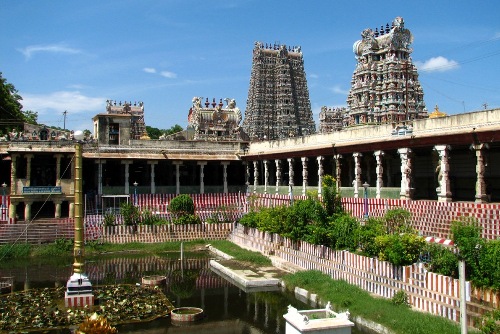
0, 252, 366, 333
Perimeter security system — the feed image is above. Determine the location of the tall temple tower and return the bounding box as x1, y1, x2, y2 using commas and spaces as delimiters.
344, 17, 427, 127
243, 42, 316, 140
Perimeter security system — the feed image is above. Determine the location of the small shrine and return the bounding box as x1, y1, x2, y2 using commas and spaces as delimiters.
283, 302, 354, 334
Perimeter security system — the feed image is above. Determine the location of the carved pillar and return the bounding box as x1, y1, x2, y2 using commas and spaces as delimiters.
333, 154, 342, 192
275, 159, 281, 194
288, 158, 294, 188
121, 160, 133, 194
317, 156, 324, 195
54, 154, 63, 186
301, 157, 308, 196
173, 161, 182, 195
245, 162, 250, 186
148, 160, 157, 194
95, 160, 106, 195
398, 148, 413, 199
374, 151, 385, 199
353, 153, 362, 198
434, 145, 452, 202
263, 160, 269, 194
25, 154, 34, 187
222, 161, 229, 194
198, 162, 207, 194
69, 202, 74, 218
474, 144, 489, 203
253, 161, 259, 193
10, 154, 17, 195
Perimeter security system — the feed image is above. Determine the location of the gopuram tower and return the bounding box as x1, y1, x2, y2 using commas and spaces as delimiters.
242, 42, 316, 140
345, 17, 427, 127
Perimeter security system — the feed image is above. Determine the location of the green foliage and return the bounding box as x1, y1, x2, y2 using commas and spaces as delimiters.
384, 208, 413, 234
479, 309, 500, 334
424, 243, 458, 278
238, 211, 259, 228
54, 238, 74, 252
0, 243, 31, 259
451, 218, 484, 284
140, 208, 166, 225
478, 240, 500, 290
172, 214, 201, 225
168, 194, 195, 216
376, 233, 426, 266
103, 212, 116, 226
0, 72, 24, 133
329, 214, 360, 251
281, 199, 327, 240
210, 240, 272, 266
206, 205, 237, 224
146, 124, 184, 139
120, 202, 140, 226
358, 217, 386, 257
322, 175, 343, 217
392, 290, 410, 307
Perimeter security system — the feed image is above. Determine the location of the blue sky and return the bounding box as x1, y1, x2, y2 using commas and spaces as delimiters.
2, 0, 499, 132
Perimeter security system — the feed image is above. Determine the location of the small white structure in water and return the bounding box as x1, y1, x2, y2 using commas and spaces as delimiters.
283, 302, 354, 334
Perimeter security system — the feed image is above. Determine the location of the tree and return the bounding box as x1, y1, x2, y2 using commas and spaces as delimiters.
146, 124, 184, 139
0, 72, 24, 133
22, 110, 38, 125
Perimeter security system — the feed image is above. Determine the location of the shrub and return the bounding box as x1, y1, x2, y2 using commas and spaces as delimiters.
376, 233, 425, 266
392, 290, 410, 307
384, 208, 413, 234
322, 175, 343, 217
281, 199, 327, 241
103, 212, 116, 226
238, 211, 258, 228
451, 218, 484, 283
168, 194, 195, 217
0, 243, 31, 259
206, 205, 237, 224
120, 202, 140, 226
172, 214, 201, 225
478, 240, 500, 290
358, 217, 386, 257
140, 208, 164, 225
424, 243, 458, 278
329, 214, 360, 251
480, 309, 500, 334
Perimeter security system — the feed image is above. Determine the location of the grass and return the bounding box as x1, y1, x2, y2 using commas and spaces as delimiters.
282, 270, 480, 334
208, 240, 272, 266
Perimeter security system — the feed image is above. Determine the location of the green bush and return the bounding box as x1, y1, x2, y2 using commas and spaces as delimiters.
322, 175, 343, 217
329, 214, 359, 251
358, 217, 386, 257
479, 309, 500, 334
478, 240, 500, 290
424, 243, 458, 278
103, 212, 116, 226
0, 243, 31, 259
376, 233, 426, 266
206, 205, 237, 224
451, 218, 484, 284
238, 211, 258, 228
384, 208, 413, 234
172, 214, 201, 225
140, 208, 164, 225
168, 194, 195, 216
120, 202, 140, 226
281, 199, 327, 241
391, 290, 410, 307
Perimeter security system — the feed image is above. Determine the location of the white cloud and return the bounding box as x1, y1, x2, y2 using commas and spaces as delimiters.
160, 71, 177, 78
143, 67, 156, 74
415, 56, 459, 72
329, 85, 349, 95
309, 73, 319, 79
18, 44, 81, 59
21, 91, 104, 115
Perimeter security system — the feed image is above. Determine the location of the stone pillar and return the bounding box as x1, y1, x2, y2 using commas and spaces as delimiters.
10, 154, 17, 195
301, 157, 308, 196
263, 160, 269, 194
222, 162, 229, 194
317, 156, 324, 195
24, 201, 32, 222
69, 202, 74, 218
275, 159, 281, 194
474, 144, 489, 203
9, 202, 16, 221
353, 153, 362, 198
54, 200, 62, 218
198, 162, 207, 194
434, 145, 452, 202
398, 148, 413, 199
148, 160, 158, 194
245, 162, 250, 186
173, 161, 182, 195
121, 160, 133, 194
288, 158, 294, 188
95, 160, 106, 195
54, 154, 63, 186
374, 151, 385, 199
25, 154, 34, 187
333, 154, 342, 191
253, 161, 259, 193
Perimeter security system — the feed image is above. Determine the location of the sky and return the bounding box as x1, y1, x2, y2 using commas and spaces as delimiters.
2, 0, 500, 133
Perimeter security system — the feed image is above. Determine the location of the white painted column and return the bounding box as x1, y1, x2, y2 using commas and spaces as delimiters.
222, 161, 229, 194
148, 160, 158, 194
253, 161, 259, 193
172, 161, 182, 195
275, 159, 281, 194
198, 161, 207, 194
54, 200, 62, 218
288, 158, 294, 196
301, 157, 308, 196
24, 201, 32, 222
374, 150, 385, 199
263, 160, 269, 194
434, 145, 452, 202
54, 154, 63, 186
474, 144, 489, 203
317, 156, 324, 195
25, 154, 34, 187
398, 148, 413, 199
121, 160, 133, 194
333, 154, 342, 192
353, 153, 362, 198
